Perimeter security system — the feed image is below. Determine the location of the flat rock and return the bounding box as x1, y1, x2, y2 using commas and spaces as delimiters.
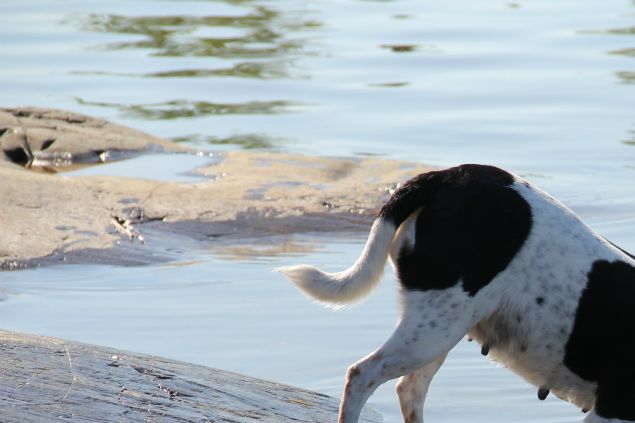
0, 107, 185, 167
0, 107, 431, 268
0, 330, 381, 422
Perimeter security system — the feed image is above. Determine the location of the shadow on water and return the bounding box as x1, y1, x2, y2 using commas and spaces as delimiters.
75, 98, 298, 119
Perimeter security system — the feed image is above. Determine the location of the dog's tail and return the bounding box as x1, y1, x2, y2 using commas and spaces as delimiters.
276, 172, 434, 307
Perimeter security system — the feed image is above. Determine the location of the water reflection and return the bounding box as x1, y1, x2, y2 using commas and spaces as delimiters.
73, 61, 301, 79
172, 133, 283, 150
611, 47, 635, 84
616, 71, 635, 84
380, 44, 418, 53
207, 237, 321, 262
379, 43, 441, 54
367, 82, 409, 88
602, 25, 635, 85
607, 26, 635, 36
74, 4, 320, 80
611, 47, 635, 58
83, 7, 319, 57
76, 98, 297, 119
154, 61, 300, 78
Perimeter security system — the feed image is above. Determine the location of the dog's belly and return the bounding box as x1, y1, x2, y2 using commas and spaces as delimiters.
463, 180, 630, 410
496, 341, 597, 410
469, 314, 597, 410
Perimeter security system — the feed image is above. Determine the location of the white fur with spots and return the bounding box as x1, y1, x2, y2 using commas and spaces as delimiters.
278, 175, 634, 422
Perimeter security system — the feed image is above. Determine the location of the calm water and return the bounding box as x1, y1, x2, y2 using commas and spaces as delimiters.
2, 0, 635, 421
0, 237, 581, 422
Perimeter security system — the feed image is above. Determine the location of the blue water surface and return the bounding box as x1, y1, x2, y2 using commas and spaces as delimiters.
2, 0, 635, 421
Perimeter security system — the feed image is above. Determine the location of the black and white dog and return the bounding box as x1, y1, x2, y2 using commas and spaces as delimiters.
278, 164, 635, 423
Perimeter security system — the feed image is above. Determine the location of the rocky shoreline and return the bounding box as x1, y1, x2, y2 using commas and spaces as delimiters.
0, 329, 380, 422
0, 107, 419, 421
1, 107, 430, 269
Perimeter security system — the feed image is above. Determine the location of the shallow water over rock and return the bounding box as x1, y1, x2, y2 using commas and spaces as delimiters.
66, 152, 217, 182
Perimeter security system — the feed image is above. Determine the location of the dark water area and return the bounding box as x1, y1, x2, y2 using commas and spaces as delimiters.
2, 0, 635, 421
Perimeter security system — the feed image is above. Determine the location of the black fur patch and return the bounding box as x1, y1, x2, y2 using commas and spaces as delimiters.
392, 164, 532, 296
380, 164, 516, 227
564, 260, 635, 420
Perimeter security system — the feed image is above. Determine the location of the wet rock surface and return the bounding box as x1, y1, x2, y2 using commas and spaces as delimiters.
0, 108, 396, 421
0, 330, 381, 422
0, 107, 430, 268
0, 107, 185, 169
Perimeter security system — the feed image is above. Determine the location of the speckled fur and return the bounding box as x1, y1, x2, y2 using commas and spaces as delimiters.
280, 170, 635, 423
467, 181, 610, 412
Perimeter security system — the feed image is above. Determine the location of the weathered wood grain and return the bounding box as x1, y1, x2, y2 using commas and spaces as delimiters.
0, 330, 381, 422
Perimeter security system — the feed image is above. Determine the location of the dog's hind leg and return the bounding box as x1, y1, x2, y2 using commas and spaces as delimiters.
338, 288, 479, 423
396, 352, 448, 423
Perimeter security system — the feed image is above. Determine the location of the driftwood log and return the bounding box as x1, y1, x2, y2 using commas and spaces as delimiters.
0, 330, 381, 422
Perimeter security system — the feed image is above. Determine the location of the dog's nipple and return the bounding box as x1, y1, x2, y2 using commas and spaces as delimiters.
537, 387, 550, 401
480, 344, 490, 356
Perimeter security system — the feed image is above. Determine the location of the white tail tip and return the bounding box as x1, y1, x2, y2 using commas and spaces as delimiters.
276, 217, 397, 307
275, 264, 343, 304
